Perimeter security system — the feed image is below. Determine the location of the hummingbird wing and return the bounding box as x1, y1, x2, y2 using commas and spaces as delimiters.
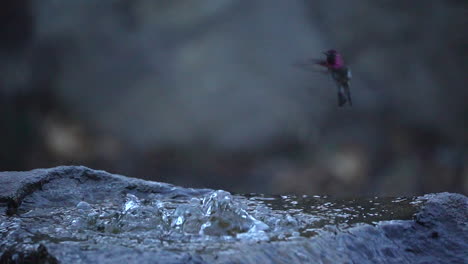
292, 58, 328, 74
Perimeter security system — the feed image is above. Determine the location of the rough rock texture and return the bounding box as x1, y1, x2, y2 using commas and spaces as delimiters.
0, 166, 467, 264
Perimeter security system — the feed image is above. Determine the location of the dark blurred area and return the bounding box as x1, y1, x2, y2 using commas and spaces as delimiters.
1, 0, 467, 196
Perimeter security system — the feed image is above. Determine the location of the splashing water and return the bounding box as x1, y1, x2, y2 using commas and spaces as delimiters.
0, 173, 423, 256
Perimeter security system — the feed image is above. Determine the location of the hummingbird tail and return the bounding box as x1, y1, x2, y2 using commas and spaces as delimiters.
337, 83, 351, 107
344, 83, 352, 106
338, 90, 347, 107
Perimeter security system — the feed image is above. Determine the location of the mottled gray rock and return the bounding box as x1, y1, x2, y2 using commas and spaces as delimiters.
1, 166, 466, 263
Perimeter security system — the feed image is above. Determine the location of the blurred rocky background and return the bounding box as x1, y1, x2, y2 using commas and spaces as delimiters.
1, 0, 467, 196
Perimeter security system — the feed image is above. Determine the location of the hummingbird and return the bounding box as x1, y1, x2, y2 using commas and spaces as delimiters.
317, 49, 352, 107
293, 49, 352, 107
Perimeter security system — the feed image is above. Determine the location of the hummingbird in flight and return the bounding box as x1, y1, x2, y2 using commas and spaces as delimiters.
294, 49, 352, 107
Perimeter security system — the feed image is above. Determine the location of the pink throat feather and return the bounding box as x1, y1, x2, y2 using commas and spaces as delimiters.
330, 54, 345, 69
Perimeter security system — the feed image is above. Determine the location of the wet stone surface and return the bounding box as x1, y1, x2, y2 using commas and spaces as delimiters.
0, 166, 467, 263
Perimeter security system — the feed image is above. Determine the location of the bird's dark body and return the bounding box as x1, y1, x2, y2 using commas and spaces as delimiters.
295, 49, 353, 107
330, 67, 352, 106
321, 50, 352, 107
330, 67, 351, 86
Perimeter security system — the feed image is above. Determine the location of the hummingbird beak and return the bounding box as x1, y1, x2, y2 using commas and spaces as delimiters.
323, 51, 329, 56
